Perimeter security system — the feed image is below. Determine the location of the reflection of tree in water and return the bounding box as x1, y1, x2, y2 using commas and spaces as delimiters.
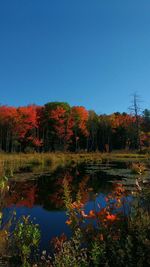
5, 182, 37, 208
36, 167, 84, 210
3, 163, 118, 211
3, 168, 78, 210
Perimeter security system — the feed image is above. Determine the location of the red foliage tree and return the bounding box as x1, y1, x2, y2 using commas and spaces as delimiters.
50, 106, 74, 150
14, 105, 42, 151
0, 106, 18, 151
71, 106, 89, 151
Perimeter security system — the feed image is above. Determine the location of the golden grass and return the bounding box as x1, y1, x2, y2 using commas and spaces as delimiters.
0, 151, 148, 179
0, 152, 102, 178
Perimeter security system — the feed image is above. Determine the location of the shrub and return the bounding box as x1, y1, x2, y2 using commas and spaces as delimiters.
13, 216, 41, 267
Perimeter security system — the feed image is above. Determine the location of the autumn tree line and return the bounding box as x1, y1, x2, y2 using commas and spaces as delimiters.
0, 101, 150, 153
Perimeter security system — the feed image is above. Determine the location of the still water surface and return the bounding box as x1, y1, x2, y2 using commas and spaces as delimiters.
2, 160, 132, 251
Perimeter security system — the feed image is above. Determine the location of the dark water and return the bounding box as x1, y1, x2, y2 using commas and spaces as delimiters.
2, 160, 131, 252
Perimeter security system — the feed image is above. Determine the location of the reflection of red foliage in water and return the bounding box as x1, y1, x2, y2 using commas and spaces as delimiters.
56, 174, 73, 186
16, 186, 37, 208
6, 184, 37, 208
50, 191, 64, 208
50, 174, 74, 208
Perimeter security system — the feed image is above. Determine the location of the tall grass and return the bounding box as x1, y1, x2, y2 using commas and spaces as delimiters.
0, 151, 148, 180
0, 152, 103, 179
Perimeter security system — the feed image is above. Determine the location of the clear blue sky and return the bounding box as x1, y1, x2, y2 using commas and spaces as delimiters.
0, 0, 150, 114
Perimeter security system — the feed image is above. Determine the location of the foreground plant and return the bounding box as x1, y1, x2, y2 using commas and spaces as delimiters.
51, 229, 88, 267
13, 216, 41, 267
60, 175, 150, 267
130, 162, 146, 175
